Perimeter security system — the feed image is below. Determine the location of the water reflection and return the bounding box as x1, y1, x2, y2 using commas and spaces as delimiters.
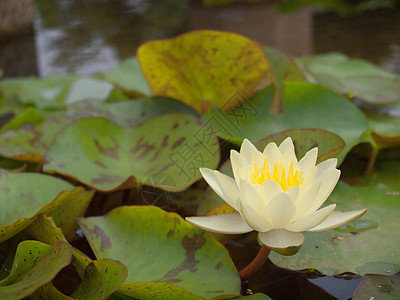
34, 0, 189, 75
1, 1, 400, 77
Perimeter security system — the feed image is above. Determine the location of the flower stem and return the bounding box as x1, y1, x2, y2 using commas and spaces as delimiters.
239, 245, 271, 281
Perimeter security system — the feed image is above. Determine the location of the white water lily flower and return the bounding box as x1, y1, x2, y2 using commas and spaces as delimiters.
186, 138, 367, 255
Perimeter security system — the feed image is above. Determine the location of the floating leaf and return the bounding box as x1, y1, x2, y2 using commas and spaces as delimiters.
137, 30, 270, 113
269, 182, 400, 275
22, 214, 65, 245
368, 115, 400, 146
48, 189, 95, 241
100, 57, 151, 97
204, 83, 368, 163
66, 97, 198, 127
0, 107, 44, 134
78, 206, 240, 299
44, 114, 220, 192
0, 241, 72, 300
299, 53, 400, 104
353, 274, 400, 299
64, 77, 114, 104
0, 172, 80, 242
71, 259, 128, 300
0, 114, 67, 163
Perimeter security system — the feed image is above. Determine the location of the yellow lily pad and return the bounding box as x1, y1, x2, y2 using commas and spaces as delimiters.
137, 30, 270, 113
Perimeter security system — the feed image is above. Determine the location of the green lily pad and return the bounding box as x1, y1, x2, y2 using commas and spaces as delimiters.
71, 259, 128, 300
66, 97, 198, 127
48, 189, 95, 241
263, 46, 305, 83
269, 182, 400, 275
64, 77, 114, 104
100, 57, 151, 97
137, 30, 269, 113
368, 115, 400, 147
78, 206, 240, 299
44, 114, 220, 192
352, 274, 400, 300
0, 172, 81, 242
0, 107, 44, 134
204, 82, 368, 163
0, 241, 72, 300
22, 214, 65, 245
299, 53, 400, 104
0, 114, 68, 163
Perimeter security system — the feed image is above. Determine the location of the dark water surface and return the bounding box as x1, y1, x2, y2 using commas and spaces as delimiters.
1, 0, 399, 77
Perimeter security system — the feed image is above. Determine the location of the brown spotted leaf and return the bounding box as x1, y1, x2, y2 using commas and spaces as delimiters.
44, 114, 220, 192
137, 30, 270, 113
77, 206, 240, 299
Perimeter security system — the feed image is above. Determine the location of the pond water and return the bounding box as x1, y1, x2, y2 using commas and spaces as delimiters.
1, 0, 399, 77
1, 1, 399, 299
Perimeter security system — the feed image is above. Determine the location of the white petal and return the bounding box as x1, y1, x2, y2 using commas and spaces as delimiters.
264, 192, 296, 228
250, 150, 265, 169
259, 180, 283, 203
239, 179, 266, 212
278, 137, 294, 154
186, 213, 253, 234
200, 168, 226, 201
259, 229, 304, 249
315, 158, 338, 181
295, 180, 322, 218
287, 204, 336, 232
299, 148, 318, 171
281, 148, 298, 170
240, 139, 258, 163
231, 150, 249, 187
285, 185, 301, 202
308, 208, 367, 232
214, 171, 240, 210
262, 142, 281, 165
238, 199, 274, 232
307, 169, 340, 214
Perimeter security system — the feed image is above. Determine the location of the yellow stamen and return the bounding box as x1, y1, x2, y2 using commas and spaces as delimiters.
249, 157, 304, 191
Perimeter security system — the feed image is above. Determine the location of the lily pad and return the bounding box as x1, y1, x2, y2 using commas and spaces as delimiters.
137, 30, 269, 113
44, 114, 220, 192
48, 189, 95, 241
269, 182, 400, 275
368, 115, 400, 147
100, 57, 151, 97
78, 206, 240, 299
0, 172, 82, 242
71, 259, 128, 300
353, 274, 400, 299
66, 97, 198, 127
299, 53, 400, 104
0, 241, 72, 300
204, 83, 368, 163
0, 114, 68, 163
64, 77, 114, 104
